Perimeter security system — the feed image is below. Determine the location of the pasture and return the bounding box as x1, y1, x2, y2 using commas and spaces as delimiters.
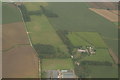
67, 32, 107, 48
47, 2, 118, 54
2, 3, 22, 24
41, 59, 74, 71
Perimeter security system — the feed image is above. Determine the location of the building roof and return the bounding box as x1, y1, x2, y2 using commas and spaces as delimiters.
62, 72, 76, 78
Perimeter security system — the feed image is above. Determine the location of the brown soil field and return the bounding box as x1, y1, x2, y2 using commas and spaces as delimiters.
109, 10, 120, 16
2, 45, 39, 78
2, 22, 29, 50
88, 2, 118, 10
89, 8, 118, 22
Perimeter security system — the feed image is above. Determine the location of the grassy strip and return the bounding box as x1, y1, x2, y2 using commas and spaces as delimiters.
41, 58, 74, 71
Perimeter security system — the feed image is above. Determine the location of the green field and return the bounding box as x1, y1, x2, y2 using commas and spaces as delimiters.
47, 2, 118, 54
67, 32, 107, 48
42, 59, 74, 71
24, 2, 48, 11
86, 65, 118, 78
67, 32, 113, 63
25, 3, 68, 56
81, 49, 114, 63
2, 3, 22, 24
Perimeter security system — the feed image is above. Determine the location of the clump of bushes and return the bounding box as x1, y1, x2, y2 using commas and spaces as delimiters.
34, 44, 56, 58
34, 44, 56, 54
74, 64, 90, 78
56, 30, 74, 54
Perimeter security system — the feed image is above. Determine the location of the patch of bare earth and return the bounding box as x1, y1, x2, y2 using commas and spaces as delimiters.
2, 22, 29, 50
89, 8, 118, 22
2, 45, 39, 78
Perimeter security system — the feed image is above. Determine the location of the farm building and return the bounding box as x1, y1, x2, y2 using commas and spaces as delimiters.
45, 70, 76, 78
61, 70, 76, 78
77, 48, 88, 53
77, 46, 96, 55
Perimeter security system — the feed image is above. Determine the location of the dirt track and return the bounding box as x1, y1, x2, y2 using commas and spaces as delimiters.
89, 8, 118, 22
3, 22, 29, 50
2, 45, 39, 78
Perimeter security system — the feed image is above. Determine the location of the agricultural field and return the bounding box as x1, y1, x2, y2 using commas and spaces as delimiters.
3, 22, 29, 50
24, 2, 48, 11
24, 3, 69, 57
85, 65, 118, 78
89, 8, 118, 22
3, 45, 39, 78
41, 59, 74, 71
88, 2, 118, 10
2, 3, 22, 24
80, 49, 114, 63
67, 32, 107, 48
47, 2, 118, 55
2, 3, 39, 78
2, 2, 118, 78
67, 32, 114, 63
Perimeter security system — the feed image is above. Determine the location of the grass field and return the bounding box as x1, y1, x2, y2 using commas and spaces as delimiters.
24, 2, 48, 11
67, 32, 107, 48
24, 3, 68, 56
41, 59, 74, 71
86, 65, 118, 78
81, 49, 114, 63
2, 3, 22, 24
47, 2, 118, 54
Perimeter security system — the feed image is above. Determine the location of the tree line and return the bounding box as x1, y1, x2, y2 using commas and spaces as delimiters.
56, 30, 74, 54
18, 4, 31, 22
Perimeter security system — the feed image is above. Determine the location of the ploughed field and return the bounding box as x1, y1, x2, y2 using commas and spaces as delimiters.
88, 2, 118, 10
3, 45, 39, 78
2, 22, 29, 50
